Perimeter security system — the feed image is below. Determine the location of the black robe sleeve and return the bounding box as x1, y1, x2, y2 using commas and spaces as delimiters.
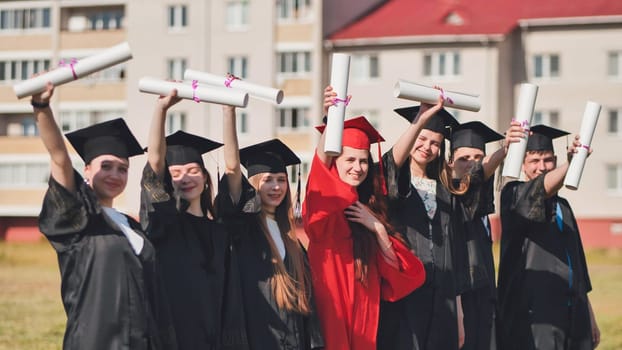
39, 170, 98, 251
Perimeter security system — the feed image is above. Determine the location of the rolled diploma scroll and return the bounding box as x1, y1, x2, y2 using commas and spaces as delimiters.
13, 42, 132, 99
393, 80, 481, 112
138, 77, 249, 108
324, 53, 351, 156
501, 83, 539, 179
564, 101, 601, 190
184, 69, 283, 104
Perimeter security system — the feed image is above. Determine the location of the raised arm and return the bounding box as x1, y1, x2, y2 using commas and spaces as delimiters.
147, 89, 181, 177
481, 120, 524, 180
543, 134, 583, 197
315, 86, 338, 166
32, 83, 74, 192
223, 105, 242, 204
391, 94, 444, 168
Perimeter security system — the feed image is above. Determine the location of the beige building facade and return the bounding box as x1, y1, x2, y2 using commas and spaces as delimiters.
1, 0, 620, 245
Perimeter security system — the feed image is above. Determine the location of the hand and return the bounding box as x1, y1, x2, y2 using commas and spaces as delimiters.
32, 81, 54, 104
566, 135, 591, 162
156, 88, 182, 110
502, 120, 526, 153
322, 85, 351, 117
414, 85, 444, 123
590, 305, 600, 348
344, 201, 383, 233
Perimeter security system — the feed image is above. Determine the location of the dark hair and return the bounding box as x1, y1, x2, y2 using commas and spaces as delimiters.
351, 154, 402, 285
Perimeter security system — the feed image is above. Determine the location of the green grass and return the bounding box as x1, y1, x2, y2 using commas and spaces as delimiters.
1, 241, 621, 349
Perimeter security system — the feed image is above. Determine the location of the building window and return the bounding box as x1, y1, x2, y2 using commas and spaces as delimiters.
237, 111, 248, 134
350, 109, 380, 128
533, 110, 560, 127
351, 54, 379, 81
533, 54, 560, 79
277, 0, 312, 21
225, 0, 249, 30
289, 160, 309, 184
608, 51, 621, 78
59, 110, 121, 133
166, 111, 186, 134
0, 7, 51, 31
0, 161, 50, 187
88, 10, 124, 30
277, 51, 312, 75
227, 56, 248, 79
278, 107, 310, 131
168, 5, 187, 30
0, 59, 50, 83
606, 164, 622, 192
609, 109, 620, 135
423, 52, 460, 77
167, 58, 186, 80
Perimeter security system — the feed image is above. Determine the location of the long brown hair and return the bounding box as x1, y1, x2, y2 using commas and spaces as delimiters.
423, 136, 469, 195
248, 173, 311, 314
351, 154, 403, 285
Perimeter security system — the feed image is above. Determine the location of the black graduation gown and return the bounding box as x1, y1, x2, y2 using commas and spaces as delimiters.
454, 162, 497, 350
140, 164, 248, 350
498, 174, 593, 350
377, 150, 465, 350
38, 170, 177, 350
215, 174, 325, 350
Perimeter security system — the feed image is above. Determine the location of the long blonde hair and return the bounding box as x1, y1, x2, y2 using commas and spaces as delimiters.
248, 173, 311, 314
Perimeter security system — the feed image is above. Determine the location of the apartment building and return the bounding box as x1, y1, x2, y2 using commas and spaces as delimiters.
323, 0, 622, 246
0, 0, 325, 240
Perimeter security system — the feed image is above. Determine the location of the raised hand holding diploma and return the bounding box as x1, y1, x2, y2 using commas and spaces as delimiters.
138, 77, 249, 107
184, 69, 284, 104
502, 83, 539, 179
324, 53, 351, 156
13, 42, 132, 99
393, 80, 481, 112
564, 101, 600, 190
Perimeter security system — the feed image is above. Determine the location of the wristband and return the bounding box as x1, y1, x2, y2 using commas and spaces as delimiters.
31, 99, 50, 109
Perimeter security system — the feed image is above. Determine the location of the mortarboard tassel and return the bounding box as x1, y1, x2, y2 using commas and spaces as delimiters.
377, 142, 387, 196
294, 164, 302, 222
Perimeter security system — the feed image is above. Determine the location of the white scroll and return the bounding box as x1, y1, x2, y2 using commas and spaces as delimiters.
138, 77, 249, 108
393, 80, 481, 112
13, 42, 132, 99
502, 83, 539, 179
324, 53, 351, 156
564, 101, 601, 190
184, 69, 284, 104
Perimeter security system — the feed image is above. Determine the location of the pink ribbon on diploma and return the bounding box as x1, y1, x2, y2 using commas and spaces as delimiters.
512, 118, 531, 132
439, 88, 454, 104
59, 58, 78, 80
191, 80, 200, 103
332, 95, 352, 106
580, 144, 590, 150
224, 73, 240, 88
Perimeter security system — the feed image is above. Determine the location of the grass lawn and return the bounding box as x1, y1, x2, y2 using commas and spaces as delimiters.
1, 240, 621, 349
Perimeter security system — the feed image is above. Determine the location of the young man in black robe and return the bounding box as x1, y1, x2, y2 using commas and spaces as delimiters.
497, 125, 600, 350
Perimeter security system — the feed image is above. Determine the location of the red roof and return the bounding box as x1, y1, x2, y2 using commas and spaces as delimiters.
330, 0, 622, 40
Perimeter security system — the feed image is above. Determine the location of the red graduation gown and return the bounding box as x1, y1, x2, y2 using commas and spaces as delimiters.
303, 154, 425, 350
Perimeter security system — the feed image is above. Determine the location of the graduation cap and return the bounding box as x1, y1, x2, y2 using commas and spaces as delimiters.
239, 138, 300, 177
451, 121, 504, 152
65, 118, 144, 164
164, 130, 223, 167
315, 116, 385, 150
393, 106, 459, 138
527, 125, 570, 152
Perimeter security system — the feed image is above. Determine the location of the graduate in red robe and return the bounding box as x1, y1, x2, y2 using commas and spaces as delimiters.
302, 86, 426, 350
